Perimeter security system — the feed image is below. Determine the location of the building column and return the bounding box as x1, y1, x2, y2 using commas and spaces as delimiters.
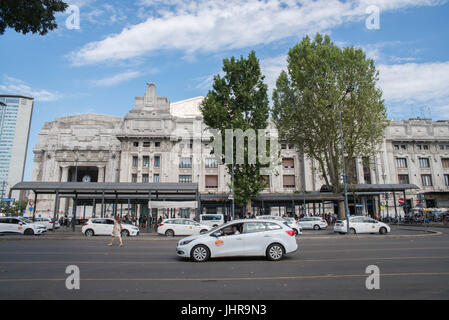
98, 165, 105, 183
60, 166, 70, 216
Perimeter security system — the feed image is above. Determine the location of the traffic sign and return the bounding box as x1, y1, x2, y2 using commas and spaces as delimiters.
28, 200, 34, 207
398, 198, 404, 205
1, 198, 15, 202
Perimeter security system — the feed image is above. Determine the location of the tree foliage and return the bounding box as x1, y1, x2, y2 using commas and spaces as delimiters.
273, 33, 388, 193
200, 51, 270, 213
0, 0, 68, 35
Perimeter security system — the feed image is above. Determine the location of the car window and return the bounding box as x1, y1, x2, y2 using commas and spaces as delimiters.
265, 222, 282, 231
220, 223, 243, 236
244, 222, 267, 233
351, 217, 364, 223
164, 220, 173, 224
105, 220, 115, 225
9, 218, 20, 224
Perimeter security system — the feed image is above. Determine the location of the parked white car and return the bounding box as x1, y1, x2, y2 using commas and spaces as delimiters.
334, 216, 391, 234
297, 217, 328, 230
0, 217, 47, 235
176, 219, 298, 262
256, 215, 302, 235
24, 217, 60, 230
158, 218, 211, 237
199, 214, 224, 227
82, 218, 139, 237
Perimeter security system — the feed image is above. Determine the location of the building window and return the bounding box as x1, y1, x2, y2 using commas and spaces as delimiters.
419, 158, 430, 168
421, 174, 432, 186
153, 174, 159, 183
179, 175, 192, 183
189, 139, 193, 149
444, 174, 449, 187
416, 145, 422, 150
398, 174, 410, 184
396, 158, 407, 168
143, 156, 149, 167
282, 158, 294, 169
155, 141, 161, 147
179, 157, 192, 168
442, 158, 449, 169
154, 156, 160, 167
440, 145, 445, 150
401, 145, 407, 150
393, 145, 399, 150
133, 141, 139, 147
205, 158, 218, 168
205, 175, 218, 188
132, 156, 138, 167
143, 141, 150, 148
283, 175, 295, 188
131, 174, 137, 183
423, 145, 429, 150
281, 143, 287, 149
142, 174, 149, 183
180, 208, 190, 218
261, 175, 270, 188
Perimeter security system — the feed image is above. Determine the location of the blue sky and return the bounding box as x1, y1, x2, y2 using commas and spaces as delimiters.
1, 0, 449, 181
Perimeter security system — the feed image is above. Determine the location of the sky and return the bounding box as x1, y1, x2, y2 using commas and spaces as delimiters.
0, 0, 449, 181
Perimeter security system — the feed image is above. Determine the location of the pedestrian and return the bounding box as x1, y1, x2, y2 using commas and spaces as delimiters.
108, 215, 123, 247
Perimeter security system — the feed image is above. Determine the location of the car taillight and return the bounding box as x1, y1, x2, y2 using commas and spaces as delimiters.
158, 223, 163, 227
286, 230, 295, 236
49, 221, 54, 223
83, 223, 88, 226
321, 220, 325, 223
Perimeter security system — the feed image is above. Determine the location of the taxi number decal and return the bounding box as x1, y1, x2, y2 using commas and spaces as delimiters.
215, 240, 224, 246
18, 227, 22, 230
189, 226, 192, 229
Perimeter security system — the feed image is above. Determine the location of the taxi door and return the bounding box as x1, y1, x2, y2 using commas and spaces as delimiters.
209, 224, 245, 257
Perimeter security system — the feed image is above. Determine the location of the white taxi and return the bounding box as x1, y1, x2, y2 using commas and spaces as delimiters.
82, 218, 139, 237
334, 216, 391, 234
0, 217, 47, 235
176, 219, 298, 262
158, 218, 211, 237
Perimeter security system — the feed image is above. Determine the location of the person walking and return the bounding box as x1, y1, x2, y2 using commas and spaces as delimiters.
108, 215, 123, 247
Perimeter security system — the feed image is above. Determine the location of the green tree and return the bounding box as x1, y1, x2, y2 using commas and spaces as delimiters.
273, 33, 388, 206
0, 0, 68, 35
200, 51, 270, 216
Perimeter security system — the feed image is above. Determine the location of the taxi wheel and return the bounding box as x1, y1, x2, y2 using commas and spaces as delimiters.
266, 243, 284, 261
24, 228, 34, 236
294, 229, 298, 236
121, 230, 130, 237
191, 245, 210, 262
85, 229, 94, 237
313, 225, 320, 230
379, 227, 387, 235
165, 229, 174, 237
350, 228, 357, 234
200, 229, 208, 234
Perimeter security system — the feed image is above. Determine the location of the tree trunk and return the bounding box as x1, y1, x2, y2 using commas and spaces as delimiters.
246, 200, 252, 217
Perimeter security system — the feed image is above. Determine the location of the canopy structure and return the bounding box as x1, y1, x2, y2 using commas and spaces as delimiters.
9, 182, 200, 231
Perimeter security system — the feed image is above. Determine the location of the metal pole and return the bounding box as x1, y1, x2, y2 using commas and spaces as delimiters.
53, 191, 59, 231
72, 193, 77, 232
393, 192, 398, 224
101, 191, 105, 218
92, 198, 96, 218
32, 192, 37, 221
231, 133, 235, 220
338, 105, 350, 235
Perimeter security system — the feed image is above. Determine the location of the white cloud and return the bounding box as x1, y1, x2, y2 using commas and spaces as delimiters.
69, 0, 445, 66
260, 54, 288, 95
90, 70, 142, 87
378, 61, 449, 119
0, 76, 62, 101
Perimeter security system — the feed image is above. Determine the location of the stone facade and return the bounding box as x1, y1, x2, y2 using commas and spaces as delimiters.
30, 83, 449, 218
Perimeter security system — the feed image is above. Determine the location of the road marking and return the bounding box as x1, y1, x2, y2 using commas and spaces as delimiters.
1, 256, 448, 265
1, 272, 449, 282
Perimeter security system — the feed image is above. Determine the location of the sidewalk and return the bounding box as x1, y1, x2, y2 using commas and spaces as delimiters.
0, 225, 442, 241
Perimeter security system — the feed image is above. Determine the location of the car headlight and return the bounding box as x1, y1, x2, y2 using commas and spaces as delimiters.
180, 239, 194, 246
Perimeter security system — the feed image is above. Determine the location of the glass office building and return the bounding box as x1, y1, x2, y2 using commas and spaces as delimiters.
0, 95, 34, 199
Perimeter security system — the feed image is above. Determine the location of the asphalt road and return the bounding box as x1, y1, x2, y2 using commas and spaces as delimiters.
0, 227, 448, 300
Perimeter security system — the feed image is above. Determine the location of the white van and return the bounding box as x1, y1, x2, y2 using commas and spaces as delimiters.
199, 214, 224, 227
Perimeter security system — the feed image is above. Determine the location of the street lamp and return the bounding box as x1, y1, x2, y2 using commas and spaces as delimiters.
326, 87, 353, 235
